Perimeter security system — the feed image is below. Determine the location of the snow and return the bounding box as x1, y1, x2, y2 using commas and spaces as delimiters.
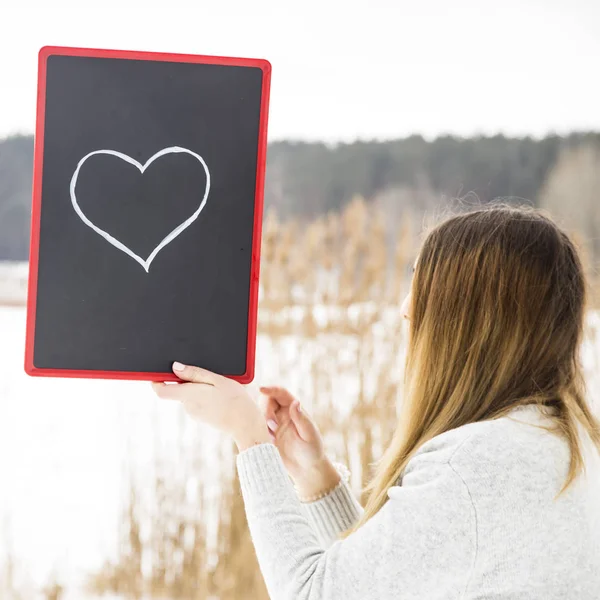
0, 306, 225, 595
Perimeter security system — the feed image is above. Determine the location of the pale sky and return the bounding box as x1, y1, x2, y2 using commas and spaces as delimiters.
2, 0, 599, 142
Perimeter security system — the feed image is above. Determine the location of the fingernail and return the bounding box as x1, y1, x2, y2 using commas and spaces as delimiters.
296, 402, 302, 414
172, 361, 185, 372
267, 419, 278, 432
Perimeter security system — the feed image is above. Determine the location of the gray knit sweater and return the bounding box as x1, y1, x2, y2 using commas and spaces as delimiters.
236, 405, 600, 599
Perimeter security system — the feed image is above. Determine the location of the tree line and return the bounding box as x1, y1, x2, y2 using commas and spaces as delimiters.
1, 132, 599, 261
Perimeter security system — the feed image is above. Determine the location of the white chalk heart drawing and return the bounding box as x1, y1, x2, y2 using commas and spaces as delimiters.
69, 146, 211, 273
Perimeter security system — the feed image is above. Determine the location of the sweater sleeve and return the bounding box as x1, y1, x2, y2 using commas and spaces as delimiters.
236, 443, 476, 600
299, 463, 363, 548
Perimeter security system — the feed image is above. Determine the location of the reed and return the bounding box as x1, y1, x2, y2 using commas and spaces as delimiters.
85, 198, 414, 599
86, 198, 599, 598
1, 198, 595, 599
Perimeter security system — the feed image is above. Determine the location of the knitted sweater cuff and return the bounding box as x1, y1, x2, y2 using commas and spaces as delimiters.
301, 469, 363, 544
236, 443, 363, 546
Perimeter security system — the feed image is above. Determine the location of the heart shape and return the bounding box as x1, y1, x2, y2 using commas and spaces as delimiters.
69, 146, 210, 272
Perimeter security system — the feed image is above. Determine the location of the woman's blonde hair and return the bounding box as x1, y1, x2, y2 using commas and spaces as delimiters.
345, 202, 600, 536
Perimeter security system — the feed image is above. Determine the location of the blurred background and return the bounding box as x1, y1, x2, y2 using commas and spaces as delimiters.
1, 0, 599, 598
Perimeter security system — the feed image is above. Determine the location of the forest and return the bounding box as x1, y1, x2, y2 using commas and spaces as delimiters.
2, 131, 600, 261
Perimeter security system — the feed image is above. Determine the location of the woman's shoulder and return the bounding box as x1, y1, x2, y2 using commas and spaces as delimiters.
405, 405, 568, 478
389, 405, 576, 508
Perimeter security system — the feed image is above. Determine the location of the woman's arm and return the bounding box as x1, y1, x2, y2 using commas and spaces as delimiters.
237, 443, 475, 600
258, 385, 363, 545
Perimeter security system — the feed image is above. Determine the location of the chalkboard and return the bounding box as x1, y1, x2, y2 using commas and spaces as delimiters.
25, 46, 271, 383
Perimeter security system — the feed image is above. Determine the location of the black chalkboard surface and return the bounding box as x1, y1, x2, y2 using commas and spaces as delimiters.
25, 46, 271, 383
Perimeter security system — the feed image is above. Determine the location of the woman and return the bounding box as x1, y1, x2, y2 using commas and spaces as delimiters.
153, 204, 600, 600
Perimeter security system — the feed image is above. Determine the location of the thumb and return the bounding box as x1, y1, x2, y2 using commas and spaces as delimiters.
289, 400, 318, 442
172, 361, 217, 385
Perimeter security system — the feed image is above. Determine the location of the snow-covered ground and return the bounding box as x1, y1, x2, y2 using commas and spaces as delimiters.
0, 305, 230, 597
0, 305, 598, 598
0, 261, 28, 306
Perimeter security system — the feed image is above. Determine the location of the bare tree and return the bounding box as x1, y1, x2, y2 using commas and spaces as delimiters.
539, 143, 600, 261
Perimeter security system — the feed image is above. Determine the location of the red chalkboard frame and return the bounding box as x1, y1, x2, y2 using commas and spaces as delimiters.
24, 45, 271, 383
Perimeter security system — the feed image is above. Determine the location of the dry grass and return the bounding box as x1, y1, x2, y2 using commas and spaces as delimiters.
85, 198, 600, 600
86, 198, 415, 599
1, 198, 598, 599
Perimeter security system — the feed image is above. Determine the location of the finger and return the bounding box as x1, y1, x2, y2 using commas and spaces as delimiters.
151, 381, 186, 401
258, 386, 296, 407
265, 400, 282, 435
289, 400, 317, 442
172, 362, 218, 385
258, 394, 280, 423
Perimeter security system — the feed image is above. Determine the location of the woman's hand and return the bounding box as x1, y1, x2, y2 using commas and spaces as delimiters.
151, 362, 271, 451
260, 386, 340, 499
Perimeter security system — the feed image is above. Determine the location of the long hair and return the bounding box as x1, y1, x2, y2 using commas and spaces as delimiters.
345, 202, 600, 536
